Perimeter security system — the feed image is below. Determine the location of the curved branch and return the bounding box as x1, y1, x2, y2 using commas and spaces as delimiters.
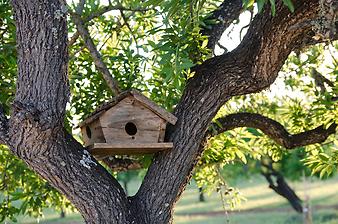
210, 113, 337, 149
201, 0, 243, 51
71, 12, 121, 95
0, 104, 9, 145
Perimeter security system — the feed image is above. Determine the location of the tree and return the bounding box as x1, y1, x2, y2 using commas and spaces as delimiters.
0, 0, 337, 223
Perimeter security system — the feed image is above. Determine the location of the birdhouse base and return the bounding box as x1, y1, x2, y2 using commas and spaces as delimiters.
87, 142, 173, 158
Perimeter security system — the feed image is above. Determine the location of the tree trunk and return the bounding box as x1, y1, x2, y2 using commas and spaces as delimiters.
0, 0, 330, 223
261, 160, 303, 213
60, 208, 66, 219
198, 187, 205, 202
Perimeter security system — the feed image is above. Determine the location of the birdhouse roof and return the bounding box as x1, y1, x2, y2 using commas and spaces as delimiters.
78, 90, 177, 128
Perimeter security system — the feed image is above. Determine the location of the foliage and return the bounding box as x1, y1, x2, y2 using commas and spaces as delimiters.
195, 43, 337, 193
0, 0, 337, 221
242, 0, 295, 15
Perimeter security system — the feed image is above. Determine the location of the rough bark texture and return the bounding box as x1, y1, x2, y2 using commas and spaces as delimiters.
131, 1, 332, 223
3, 0, 337, 224
8, 1, 131, 223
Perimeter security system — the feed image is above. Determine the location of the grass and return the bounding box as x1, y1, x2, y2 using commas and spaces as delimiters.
8, 175, 338, 224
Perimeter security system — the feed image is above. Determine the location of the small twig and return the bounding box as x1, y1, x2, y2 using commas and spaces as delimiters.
85, 4, 153, 23
216, 41, 228, 53
68, 31, 80, 46
239, 8, 254, 41
71, 12, 121, 95
216, 165, 230, 224
119, 6, 139, 54
68, 2, 152, 47
76, 0, 86, 15
69, 45, 86, 60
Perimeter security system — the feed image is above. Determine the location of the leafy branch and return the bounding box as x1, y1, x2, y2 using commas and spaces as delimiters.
68, 3, 153, 46
70, 12, 121, 95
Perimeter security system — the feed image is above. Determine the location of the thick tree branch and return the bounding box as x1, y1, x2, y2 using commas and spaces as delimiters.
0, 104, 9, 145
209, 112, 337, 149
10, 1, 133, 222
201, 0, 243, 51
71, 13, 121, 95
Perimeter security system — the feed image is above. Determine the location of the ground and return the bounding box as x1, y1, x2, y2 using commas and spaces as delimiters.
9, 175, 338, 224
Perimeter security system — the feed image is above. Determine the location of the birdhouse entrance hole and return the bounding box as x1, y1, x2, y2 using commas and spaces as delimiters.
86, 126, 92, 139
125, 122, 137, 136
79, 90, 178, 157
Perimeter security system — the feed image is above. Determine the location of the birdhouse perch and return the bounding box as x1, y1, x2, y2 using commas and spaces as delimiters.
78, 90, 177, 158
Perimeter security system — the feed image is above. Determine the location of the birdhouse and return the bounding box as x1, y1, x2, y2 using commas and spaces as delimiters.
78, 90, 177, 158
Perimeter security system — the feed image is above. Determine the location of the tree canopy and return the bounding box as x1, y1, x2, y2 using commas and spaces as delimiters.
0, 0, 337, 223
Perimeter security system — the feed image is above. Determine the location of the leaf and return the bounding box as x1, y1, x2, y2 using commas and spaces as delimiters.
257, 0, 267, 13
243, 0, 255, 9
282, 0, 295, 12
235, 150, 247, 164
269, 0, 276, 16
142, 0, 163, 7
319, 165, 332, 179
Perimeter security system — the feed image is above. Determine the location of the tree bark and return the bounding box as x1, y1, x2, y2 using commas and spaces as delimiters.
198, 187, 205, 202
131, 1, 328, 223
9, 1, 132, 223
5, 0, 336, 223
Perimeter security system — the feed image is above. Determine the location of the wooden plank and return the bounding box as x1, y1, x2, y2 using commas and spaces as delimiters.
80, 119, 106, 146
130, 90, 178, 125
87, 142, 173, 157
78, 89, 177, 128
99, 97, 163, 143
78, 110, 105, 128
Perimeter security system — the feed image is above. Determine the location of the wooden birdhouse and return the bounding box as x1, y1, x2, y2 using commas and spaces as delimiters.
78, 90, 177, 158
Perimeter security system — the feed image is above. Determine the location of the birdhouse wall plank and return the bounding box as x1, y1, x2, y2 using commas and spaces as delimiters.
158, 120, 167, 142
80, 119, 105, 146
99, 96, 165, 143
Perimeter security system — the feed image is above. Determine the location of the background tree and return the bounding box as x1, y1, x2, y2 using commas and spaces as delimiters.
0, 0, 337, 223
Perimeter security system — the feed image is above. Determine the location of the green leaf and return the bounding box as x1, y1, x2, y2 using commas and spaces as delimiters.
257, 0, 267, 13
235, 150, 247, 164
282, 0, 295, 12
243, 0, 255, 9
269, 0, 276, 16
142, 0, 163, 7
